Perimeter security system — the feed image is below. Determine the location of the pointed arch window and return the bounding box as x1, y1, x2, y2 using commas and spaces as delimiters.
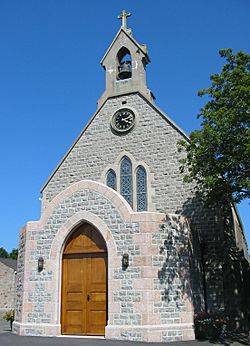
117, 47, 132, 80
106, 169, 117, 190
120, 156, 132, 206
136, 165, 147, 211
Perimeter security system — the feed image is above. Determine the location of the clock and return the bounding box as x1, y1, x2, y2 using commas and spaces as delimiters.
111, 108, 135, 133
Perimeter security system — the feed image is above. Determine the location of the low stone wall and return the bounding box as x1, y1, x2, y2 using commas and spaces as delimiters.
0, 308, 12, 332
0, 263, 16, 309
14, 227, 26, 323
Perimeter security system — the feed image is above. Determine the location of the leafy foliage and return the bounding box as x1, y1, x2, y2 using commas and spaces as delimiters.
0, 247, 18, 259
2, 310, 15, 322
194, 311, 227, 340
179, 49, 250, 205
0, 247, 9, 258
8, 248, 18, 260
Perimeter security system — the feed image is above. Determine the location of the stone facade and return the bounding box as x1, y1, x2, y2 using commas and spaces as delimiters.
13, 181, 195, 341
14, 17, 249, 342
0, 259, 17, 309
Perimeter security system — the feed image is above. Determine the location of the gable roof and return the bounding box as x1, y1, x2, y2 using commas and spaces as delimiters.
0, 258, 17, 271
40, 91, 190, 192
100, 27, 150, 66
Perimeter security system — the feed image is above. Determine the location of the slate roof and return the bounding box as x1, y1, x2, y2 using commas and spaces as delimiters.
0, 258, 17, 271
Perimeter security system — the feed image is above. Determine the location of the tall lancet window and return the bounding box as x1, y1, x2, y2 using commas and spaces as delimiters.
120, 156, 132, 206
107, 169, 117, 190
136, 165, 147, 211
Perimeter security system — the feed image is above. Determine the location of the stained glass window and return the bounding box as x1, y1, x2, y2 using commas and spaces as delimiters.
120, 156, 132, 206
107, 169, 117, 190
136, 165, 147, 211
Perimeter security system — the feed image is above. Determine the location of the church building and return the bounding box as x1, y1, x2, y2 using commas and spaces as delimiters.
14, 12, 249, 342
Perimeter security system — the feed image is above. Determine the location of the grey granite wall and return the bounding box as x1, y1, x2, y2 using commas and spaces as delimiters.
0, 263, 16, 309
41, 92, 223, 312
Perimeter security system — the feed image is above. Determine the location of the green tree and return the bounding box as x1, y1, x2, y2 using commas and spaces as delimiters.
9, 248, 18, 260
0, 247, 9, 258
179, 49, 250, 205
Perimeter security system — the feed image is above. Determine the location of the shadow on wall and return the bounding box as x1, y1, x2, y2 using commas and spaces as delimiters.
222, 211, 250, 330
174, 192, 250, 330
153, 213, 204, 321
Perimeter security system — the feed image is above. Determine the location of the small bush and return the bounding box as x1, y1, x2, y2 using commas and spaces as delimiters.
194, 311, 227, 340
2, 310, 15, 323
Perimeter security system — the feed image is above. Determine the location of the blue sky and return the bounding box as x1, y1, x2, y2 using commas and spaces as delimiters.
0, 0, 249, 252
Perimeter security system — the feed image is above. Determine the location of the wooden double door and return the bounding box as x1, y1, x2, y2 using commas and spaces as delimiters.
61, 224, 107, 336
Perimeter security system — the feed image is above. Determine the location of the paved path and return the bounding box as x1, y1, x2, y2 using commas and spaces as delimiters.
1, 331, 250, 346
0, 316, 248, 346
0, 332, 212, 346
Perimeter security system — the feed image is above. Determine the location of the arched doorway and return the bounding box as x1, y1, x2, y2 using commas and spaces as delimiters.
61, 223, 107, 336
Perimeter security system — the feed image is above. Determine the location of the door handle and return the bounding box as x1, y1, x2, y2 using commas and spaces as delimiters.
87, 294, 90, 301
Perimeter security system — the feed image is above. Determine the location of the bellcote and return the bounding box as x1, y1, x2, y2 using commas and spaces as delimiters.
98, 11, 155, 108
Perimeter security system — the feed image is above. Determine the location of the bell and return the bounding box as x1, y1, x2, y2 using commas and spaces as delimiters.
118, 61, 132, 80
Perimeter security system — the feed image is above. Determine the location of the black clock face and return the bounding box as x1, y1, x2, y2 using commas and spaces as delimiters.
112, 108, 135, 133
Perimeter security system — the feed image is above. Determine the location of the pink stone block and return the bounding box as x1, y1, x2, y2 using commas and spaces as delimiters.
133, 233, 151, 244
108, 256, 121, 268
141, 266, 158, 278
185, 299, 194, 312
110, 194, 125, 209
142, 290, 161, 301
105, 326, 120, 338
139, 222, 159, 233
150, 213, 166, 223
103, 186, 115, 200
147, 313, 161, 325
133, 278, 153, 290
131, 212, 156, 222
108, 302, 120, 313
23, 303, 33, 312
134, 301, 153, 314
140, 244, 159, 255
118, 204, 131, 221
180, 312, 194, 323
95, 182, 108, 195
108, 279, 121, 290
133, 256, 152, 267
145, 330, 162, 342
182, 328, 195, 341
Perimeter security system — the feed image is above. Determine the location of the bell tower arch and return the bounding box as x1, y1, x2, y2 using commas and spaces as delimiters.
98, 11, 155, 107
116, 46, 132, 80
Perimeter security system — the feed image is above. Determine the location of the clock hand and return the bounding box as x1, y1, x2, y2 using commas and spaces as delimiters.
122, 115, 132, 123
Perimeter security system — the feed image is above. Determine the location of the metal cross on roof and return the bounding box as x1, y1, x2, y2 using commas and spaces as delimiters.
117, 10, 131, 29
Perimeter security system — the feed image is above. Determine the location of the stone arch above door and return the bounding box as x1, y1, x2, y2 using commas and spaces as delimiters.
49, 209, 117, 264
